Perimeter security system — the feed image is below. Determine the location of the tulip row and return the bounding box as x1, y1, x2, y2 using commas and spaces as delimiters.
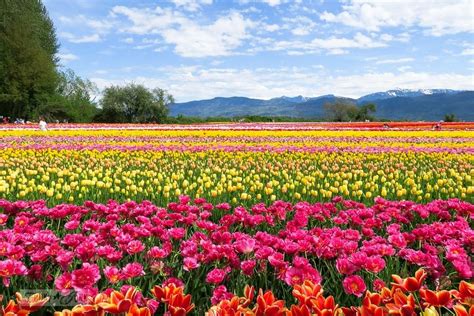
0, 197, 472, 314
1, 129, 472, 206
1, 121, 474, 130
0, 149, 471, 205
2, 270, 473, 315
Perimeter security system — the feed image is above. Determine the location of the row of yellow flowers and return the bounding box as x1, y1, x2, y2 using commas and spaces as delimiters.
1, 148, 471, 205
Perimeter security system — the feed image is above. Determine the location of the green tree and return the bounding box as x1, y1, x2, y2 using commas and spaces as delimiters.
444, 113, 459, 122
0, 0, 59, 120
37, 69, 99, 122
96, 83, 173, 123
324, 100, 377, 122
354, 103, 377, 121
324, 100, 359, 122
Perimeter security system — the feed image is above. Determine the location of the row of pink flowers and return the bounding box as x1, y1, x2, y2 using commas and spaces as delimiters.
3, 135, 473, 143
0, 197, 472, 305
1, 121, 473, 130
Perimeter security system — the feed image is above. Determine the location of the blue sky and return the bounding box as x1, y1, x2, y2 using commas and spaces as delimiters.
45, 0, 474, 102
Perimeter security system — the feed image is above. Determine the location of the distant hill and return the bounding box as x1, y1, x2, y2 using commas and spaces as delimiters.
170, 89, 474, 121
366, 91, 474, 121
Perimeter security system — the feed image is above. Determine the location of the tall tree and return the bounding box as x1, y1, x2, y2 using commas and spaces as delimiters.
97, 84, 173, 123
324, 101, 377, 122
38, 69, 99, 122
0, 0, 59, 120
354, 103, 376, 121
324, 101, 359, 122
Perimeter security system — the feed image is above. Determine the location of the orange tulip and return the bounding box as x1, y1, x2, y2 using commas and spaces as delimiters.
14, 293, 49, 314
289, 304, 311, 316
1, 299, 33, 316
358, 292, 387, 316
453, 304, 474, 316
127, 304, 151, 316
206, 298, 239, 316
419, 289, 451, 307
292, 280, 324, 305
167, 293, 194, 315
385, 289, 416, 316
254, 290, 287, 316
242, 285, 255, 307
151, 283, 184, 302
451, 281, 474, 306
308, 295, 338, 315
391, 269, 427, 292
97, 287, 140, 314
340, 307, 358, 316
54, 305, 104, 316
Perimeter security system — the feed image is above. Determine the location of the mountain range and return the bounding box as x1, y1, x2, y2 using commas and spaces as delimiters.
170, 89, 474, 121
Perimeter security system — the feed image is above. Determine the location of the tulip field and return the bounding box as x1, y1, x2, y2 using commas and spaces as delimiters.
0, 123, 472, 315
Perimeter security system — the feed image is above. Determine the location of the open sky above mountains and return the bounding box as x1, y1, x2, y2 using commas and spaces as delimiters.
45, 0, 474, 102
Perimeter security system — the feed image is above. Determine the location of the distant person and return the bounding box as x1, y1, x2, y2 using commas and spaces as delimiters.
39, 117, 48, 131
383, 123, 390, 129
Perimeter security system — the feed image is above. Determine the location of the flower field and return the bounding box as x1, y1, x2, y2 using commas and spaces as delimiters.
0, 123, 472, 315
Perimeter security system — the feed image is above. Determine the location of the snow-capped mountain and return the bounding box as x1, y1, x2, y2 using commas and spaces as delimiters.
170, 89, 473, 120
272, 95, 308, 103
357, 89, 461, 103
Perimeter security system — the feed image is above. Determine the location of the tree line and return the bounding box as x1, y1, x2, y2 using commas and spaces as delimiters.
0, 0, 172, 123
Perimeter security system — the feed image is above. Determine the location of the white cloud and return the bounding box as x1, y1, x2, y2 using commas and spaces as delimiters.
111, 6, 187, 35
258, 32, 387, 55
321, 0, 473, 36
163, 13, 253, 57
58, 15, 114, 43
60, 32, 101, 43
263, 23, 280, 32
426, 55, 439, 62
57, 53, 79, 62
284, 16, 317, 36
262, 0, 282, 6
380, 32, 411, 43
375, 57, 414, 65
461, 48, 474, 56
170, 0, 213, 11
60, 15, 113, 32
113, 6, 254, 57
397, 66, 412, 72
91, 66, 474, 102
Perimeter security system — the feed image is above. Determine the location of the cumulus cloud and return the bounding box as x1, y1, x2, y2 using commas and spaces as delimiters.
58, 15, 114, 43
60, 32, 101, 43
254, 32, 388, 55
56, 53, 79, 62
461, 48, 474, 56
262, 0, 282, 6
112, 6, 254, 57
161, 13, 254, 57
91, 66, 474, 102
374, 57, 414, 65
321, 0, 473, 36
170, 0, 213, 11
283, 16, 317, 36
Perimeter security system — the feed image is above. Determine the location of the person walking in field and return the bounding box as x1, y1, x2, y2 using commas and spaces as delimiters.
39, 117, 48, 131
